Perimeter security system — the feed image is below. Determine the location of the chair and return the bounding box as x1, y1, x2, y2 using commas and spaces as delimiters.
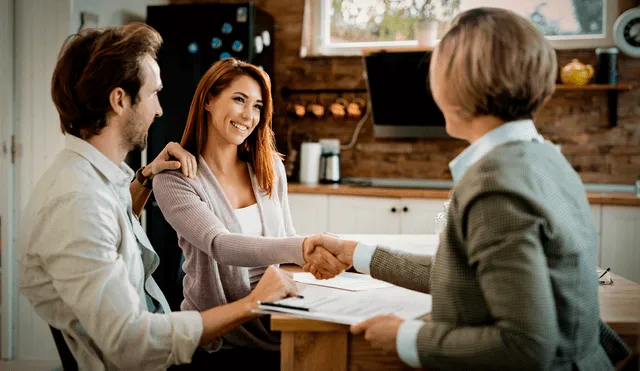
49, 326, 78, 371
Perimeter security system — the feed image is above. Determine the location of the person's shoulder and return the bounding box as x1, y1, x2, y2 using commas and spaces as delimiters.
455, 141, 578, 208
22, 179, 119, 240
271, 152, 285, 166
465, 141, 552, 182
153, 169, 203, 201
270, 152, 286, 174
29, 151, 116, 210
154, 169, 192, 184
270, 152, 288, 183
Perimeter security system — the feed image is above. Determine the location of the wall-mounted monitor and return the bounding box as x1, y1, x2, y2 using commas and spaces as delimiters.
364, 50, 448, 138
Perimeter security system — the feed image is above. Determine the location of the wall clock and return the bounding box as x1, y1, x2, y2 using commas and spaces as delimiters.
614, 8, 640, 57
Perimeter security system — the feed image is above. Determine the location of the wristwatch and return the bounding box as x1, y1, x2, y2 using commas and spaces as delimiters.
135, 166, 153, 190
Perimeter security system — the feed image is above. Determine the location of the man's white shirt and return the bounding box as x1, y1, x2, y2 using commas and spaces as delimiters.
18, 135, 203, 370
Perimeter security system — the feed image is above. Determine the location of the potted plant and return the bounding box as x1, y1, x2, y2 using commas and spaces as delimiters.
415, 1, 438, 46
415, 0, 460, 46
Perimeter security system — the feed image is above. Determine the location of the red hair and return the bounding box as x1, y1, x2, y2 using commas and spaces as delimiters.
181, 58, 281, 197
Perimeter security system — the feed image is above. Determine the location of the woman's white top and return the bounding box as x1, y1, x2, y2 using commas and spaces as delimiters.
234, 203, 266, 289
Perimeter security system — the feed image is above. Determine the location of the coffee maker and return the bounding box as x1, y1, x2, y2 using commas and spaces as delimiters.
319, 139, 341, 184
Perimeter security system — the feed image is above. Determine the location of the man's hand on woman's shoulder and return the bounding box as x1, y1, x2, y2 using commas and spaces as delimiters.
146, 142, 197, 179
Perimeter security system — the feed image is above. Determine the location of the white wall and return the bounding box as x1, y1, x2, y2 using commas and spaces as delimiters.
0, 0, 16, 359
72, 0, 169, 32
7, 0, 168, 361
13, 0, 74, 360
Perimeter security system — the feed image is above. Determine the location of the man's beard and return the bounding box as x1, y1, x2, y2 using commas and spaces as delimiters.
121, 110, 148, 152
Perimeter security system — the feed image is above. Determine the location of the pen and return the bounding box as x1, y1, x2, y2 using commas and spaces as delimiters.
258, 301, 311, 312
599, 267, 610, 279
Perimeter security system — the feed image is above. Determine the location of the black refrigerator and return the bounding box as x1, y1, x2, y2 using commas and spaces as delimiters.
146, 3, 275, 310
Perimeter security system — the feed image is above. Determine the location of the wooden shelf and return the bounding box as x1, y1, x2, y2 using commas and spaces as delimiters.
554, 84, 633, 91
553, 84, 633, 127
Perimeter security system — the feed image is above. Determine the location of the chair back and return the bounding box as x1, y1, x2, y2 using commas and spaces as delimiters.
49, 326, 78, 371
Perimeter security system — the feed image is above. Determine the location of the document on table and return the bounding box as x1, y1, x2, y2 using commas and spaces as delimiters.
293, 272, 394, 291
257, 288, 431, 325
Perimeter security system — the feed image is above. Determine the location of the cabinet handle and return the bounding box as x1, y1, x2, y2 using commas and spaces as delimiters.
403, 206, 409, 212
391, 207, 397, 213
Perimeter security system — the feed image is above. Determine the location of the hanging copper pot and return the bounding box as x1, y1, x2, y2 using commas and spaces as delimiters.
307, 100, 325, 119
329, 98, 348, 120
347, 98, 366, 120
287, 101, 306, 118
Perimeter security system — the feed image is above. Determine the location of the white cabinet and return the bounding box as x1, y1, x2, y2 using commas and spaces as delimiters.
325, 196, 445, 234
590, 204, 602, 265
400, 198, 444, 234
287, 194, 328, 235
600, 205, 640, 283
328, 196, 400, 234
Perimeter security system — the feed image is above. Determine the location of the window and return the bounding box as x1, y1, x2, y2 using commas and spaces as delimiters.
300, 0, 618, 57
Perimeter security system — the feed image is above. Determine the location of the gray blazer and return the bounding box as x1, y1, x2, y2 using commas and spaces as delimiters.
370, 141, 630, 370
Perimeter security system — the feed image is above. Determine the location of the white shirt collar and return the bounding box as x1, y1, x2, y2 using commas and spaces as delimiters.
449, 119, 545, 184
64, 134, 134, 188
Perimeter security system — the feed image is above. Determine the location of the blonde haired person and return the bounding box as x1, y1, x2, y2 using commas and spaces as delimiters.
304, 8, 630, 370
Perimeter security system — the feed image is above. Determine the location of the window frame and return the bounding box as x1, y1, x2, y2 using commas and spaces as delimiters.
300, 0, 619, 57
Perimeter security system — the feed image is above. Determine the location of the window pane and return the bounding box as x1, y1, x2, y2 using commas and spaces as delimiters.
328, 0, 604, 45
459, 0, 604, 36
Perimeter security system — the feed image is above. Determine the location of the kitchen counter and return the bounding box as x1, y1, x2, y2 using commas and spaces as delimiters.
288, 183, 640, 206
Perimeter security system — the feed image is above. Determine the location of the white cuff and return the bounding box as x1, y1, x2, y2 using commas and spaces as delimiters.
352, 243, 376, 274
396, 319, 423, 368
167, 310, 205, 365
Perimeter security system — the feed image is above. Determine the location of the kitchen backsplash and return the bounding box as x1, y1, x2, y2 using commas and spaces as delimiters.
172, 0, 640, 185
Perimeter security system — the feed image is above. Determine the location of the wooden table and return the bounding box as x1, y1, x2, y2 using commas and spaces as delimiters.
598, 273, 640, 355
274, 269, 640, 371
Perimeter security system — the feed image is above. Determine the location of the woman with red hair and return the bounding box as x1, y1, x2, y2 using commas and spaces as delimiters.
153, 58, 346, 368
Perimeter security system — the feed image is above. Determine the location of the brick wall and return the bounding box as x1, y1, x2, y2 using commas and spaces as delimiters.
171, 0, 640, 184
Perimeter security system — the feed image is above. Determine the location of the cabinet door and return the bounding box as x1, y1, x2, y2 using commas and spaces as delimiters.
601, 205, 640, 283
287, 194, 329, 235
328, 196, 401, 234
590, 204, 602, 266
400, 198, 445, 234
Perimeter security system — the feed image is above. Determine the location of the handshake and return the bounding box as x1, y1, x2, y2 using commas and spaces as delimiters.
302, 234, 359, 279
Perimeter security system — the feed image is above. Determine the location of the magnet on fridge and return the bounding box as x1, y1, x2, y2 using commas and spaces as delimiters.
221, 23, 233, 34
236, 7, 248, 23
262, 31, 271, 47
211, 37, 222, 49
232, 40, 243, 52
255, 36, 264, 54
220, 52, 232, 59
187, 42, 199, 54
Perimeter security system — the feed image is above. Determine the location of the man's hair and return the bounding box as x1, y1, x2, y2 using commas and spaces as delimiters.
51, 23, 162, 140
430, 7, 557, 122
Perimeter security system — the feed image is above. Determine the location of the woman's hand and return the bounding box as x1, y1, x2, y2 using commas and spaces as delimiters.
302, 243, 350, 279
302, 234, 357, 279
247, 266, 299, 305
146, 142, 197, 179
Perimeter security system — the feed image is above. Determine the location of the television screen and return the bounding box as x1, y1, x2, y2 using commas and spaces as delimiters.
364, 51, 448, 138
